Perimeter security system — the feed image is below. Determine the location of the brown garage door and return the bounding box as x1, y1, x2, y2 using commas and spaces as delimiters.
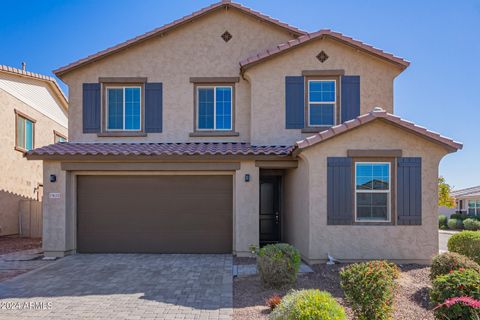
77, 175, 232, 253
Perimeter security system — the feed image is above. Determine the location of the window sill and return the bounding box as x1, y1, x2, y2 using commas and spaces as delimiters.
15, 146, 29, 154
353, 221, 394, 226
301, 126, 332, 133
97, 132, 147, 137
189, 131, 240, 137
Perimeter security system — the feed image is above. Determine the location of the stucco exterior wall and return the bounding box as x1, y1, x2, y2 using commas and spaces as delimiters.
62, 8, 293, 143
0, 89, 67, 235
299, 120, 449, 264
245, 37, 402, 145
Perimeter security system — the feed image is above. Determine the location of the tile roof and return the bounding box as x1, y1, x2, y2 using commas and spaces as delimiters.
240, 29, 410, 71
53, 0, 306, 77
294, 108, 462, 153
26, 142, 294, 158
451, 186, 480, 198
0, 65, 68, 107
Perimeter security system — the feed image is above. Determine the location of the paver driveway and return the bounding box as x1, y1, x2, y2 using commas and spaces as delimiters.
0, 254, 233, 320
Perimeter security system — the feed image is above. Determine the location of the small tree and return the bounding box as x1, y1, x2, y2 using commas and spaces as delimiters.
438, 177, 455, 208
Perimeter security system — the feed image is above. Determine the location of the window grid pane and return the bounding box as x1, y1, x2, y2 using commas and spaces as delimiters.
355, 163, 390, 222
197, 86, 232, 130
25, 120, 33, 151
107, 88, 124, 130
309, 103, 334, 126
198, 88, 214, 129
309, 81, 335, 102
215, 87, 232, 130
17, 116, 25, 149
125, 88, 141, 130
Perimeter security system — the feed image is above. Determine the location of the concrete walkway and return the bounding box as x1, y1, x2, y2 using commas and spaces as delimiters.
0, 254, 233, 320
439, 230, 460, 253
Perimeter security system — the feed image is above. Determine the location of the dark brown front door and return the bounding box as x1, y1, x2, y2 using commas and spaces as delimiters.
259, 176, 281, 245
77, 175, 232, 253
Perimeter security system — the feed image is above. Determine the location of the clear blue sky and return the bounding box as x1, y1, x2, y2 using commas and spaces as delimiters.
1, 0, 479, 189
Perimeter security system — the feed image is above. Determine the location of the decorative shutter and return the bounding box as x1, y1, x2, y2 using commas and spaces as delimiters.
285, 76, 304, 129
397, 157, 422, 225
327, 157, 353, 225
82, 83, 101, 133
145, 83, 163, 133
341, 75, 360, 123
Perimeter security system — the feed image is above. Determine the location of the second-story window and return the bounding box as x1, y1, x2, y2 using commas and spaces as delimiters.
308, 79, 336, 127
197, 86, 232, 131
15, 111, 35, 152
106, 86, 141, 131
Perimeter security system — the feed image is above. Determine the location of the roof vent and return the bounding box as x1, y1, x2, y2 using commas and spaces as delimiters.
372, 107, 384, 112
21, 62, 26, 71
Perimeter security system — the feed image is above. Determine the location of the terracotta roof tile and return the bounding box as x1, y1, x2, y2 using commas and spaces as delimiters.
295, 108, 462, 152
26, 142, 294, 159
240, 29, 410, 71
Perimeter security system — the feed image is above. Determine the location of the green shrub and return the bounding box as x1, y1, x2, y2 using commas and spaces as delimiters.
463, 218, 480, 231
430, 252, 480, 280
269, 289, 346, 320
448, 231, 480, 264
450, 213, 467, 220
448, 218, 464, 230
257, 243, 301, 288
340, 260, 399, 320
430, 269, 480, 320
439, 215, 448, 228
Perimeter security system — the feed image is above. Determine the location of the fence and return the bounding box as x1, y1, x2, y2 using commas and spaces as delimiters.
18, 200, 42, 238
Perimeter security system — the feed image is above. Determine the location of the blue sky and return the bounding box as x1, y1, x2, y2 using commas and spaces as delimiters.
1, 0, 479, 189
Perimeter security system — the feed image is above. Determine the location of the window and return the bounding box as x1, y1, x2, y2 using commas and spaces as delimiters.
106, 86, 141, 131
54, 131, 67, 143
468, 200, 480, 215
197, 86, 232, 130
308, 80, 336, 126
15, 112, 34, 151
355, 162, 391, 222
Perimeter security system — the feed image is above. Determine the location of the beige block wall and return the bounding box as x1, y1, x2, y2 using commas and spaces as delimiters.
296, 120, 449, 264
41, 159, 260, 256
0, 90, 67, 235
62, 8, 293, 143
245, 37, 402, 145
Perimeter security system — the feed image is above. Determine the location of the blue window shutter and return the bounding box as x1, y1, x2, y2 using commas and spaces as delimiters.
397, 157, 422, 225
82, 83, 101, 133
145, 83, 163, 133
285, 76, 304, 129
341, 75, 360, 123
327, 157, 353, 225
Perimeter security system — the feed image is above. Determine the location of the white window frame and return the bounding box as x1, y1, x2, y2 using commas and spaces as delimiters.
307, 79, 336, 127
16, 114, 34, 151
106, 86, 142, 131
354, 162, 391, 223
196, 86, 233, 131
468, 199, 480, 216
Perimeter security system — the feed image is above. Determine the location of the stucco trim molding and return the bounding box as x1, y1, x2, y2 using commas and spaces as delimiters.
301, 69, 345, 76
347, 149, 402, 157
61, 162, 241, 171
97, 132, 148, 137
189, 131, 240, 137
98, 77, 147, 83
189, 77, 240, 83
255, 160, 298, 168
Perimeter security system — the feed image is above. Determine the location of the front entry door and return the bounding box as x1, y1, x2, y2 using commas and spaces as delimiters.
260, 176, 281, 245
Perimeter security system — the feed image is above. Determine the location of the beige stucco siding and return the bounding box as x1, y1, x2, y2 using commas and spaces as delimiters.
299, 120, 449, 263
0, 90, 67, 235
63, 9, 293, 143
245, 37, 402, 145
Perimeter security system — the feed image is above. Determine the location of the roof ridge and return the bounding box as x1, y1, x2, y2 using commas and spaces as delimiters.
53, 1, 306, 77
240, 29, 410, 71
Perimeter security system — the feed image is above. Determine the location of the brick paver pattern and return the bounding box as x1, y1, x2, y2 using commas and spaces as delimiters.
0, 254, 233, 320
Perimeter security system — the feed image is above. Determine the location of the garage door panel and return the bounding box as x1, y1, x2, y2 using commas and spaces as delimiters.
77, 175, 233, 253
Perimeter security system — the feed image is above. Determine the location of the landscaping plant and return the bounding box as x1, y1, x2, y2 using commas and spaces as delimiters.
439, 215, 448, 229
266, 294, 282, 311
448, 218, 464, 230
269, 289, 346, 320
464, 218, 480, 231
340, 260, 399, 320
430, 252, 480, 280
430, 268, 480, 320
448, 231, 480, 264
257, 243, 301, 288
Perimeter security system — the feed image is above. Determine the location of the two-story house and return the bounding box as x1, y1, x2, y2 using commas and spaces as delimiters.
0, 65, 68, 236
27, 0, 461, 263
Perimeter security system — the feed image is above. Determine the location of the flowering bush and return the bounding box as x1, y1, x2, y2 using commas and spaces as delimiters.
340, 260, 399, 320
431, 269, 480, 319
430, 252, 480, 280
266, 294, 282, 311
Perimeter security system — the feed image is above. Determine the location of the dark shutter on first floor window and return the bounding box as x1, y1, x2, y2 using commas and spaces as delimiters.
145, 83, 163, 133
285, 76, 305, 129
82, 83, 101, 133
397, 157, 422, 225
327, 157, 353, 225
341, 75, 360, 123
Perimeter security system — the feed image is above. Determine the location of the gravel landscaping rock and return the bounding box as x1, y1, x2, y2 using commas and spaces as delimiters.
0, 236, 41, 255
234, 263, 433, 320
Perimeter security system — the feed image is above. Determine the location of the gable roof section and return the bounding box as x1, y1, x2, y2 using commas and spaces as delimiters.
451, 186, 480, 198
240, 29, 410, 72
294, 108, 462, 155
0, 65, 68, 127
53, 0, 306, 78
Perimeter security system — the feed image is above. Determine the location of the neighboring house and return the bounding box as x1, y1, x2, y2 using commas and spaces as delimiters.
452, 186, 480, 216
26, 0, 462, 263
0, 65, 68, 236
